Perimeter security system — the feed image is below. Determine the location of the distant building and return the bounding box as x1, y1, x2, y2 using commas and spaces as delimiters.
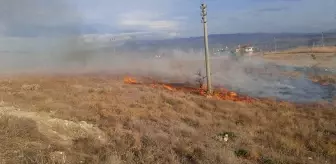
212, 46, 230, 56
235, 44, 256, 53
245, 46, 255, 52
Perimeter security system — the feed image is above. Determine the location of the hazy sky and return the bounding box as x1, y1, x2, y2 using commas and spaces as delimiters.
0, 0, 335, 37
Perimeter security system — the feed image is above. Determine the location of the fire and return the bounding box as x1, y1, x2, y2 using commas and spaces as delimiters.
123, 76, 254, 103
162, 84, 174, 91
213, 90, 253, 102
228, 91, 237, 97
124, 77, 137, 84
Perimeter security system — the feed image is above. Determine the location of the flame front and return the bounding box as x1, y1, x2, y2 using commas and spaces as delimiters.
124, 77, 137, 84
163, 84, 174, 91
123, 76, 254, 103
213, 90, 253, 102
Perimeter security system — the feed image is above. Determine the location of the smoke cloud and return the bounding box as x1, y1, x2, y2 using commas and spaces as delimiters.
0, 0, 81, 36
0, 0, 86, 72
0, 0, 333, 103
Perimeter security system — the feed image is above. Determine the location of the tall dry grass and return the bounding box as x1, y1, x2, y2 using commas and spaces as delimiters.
0, 74, 335, 164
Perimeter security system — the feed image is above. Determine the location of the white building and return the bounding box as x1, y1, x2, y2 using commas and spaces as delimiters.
235, 45, 256, 53
245, 46, 255, 52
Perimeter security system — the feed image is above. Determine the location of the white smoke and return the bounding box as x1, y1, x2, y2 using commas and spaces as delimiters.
0, 0, 333, 103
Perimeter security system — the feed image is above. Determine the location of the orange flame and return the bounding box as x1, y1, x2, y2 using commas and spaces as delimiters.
123, 76, 254, 103
163, 84, 174, 91
124, 77, 137, 84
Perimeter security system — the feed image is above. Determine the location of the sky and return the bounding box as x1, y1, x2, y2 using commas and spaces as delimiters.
0, 0, 335, 38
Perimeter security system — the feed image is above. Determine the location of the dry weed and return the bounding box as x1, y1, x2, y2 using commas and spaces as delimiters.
0, 75, 334, 164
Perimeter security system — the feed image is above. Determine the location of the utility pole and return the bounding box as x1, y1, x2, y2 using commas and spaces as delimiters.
200, 3, 212, 94
321, 32, 325, 47
274, 37, 277, 53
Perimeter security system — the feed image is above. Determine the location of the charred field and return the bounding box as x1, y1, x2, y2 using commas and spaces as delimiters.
0, 55, 335, 164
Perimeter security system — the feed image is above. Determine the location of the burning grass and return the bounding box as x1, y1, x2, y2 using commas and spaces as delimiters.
0, 74, 335, 164
123, 76, 255, 103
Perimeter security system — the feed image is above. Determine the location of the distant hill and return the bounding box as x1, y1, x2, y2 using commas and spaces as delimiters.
119, 32, 336, 52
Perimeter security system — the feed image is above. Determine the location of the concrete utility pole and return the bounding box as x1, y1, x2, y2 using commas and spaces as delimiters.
321, 32, 325, 47
274, 37, 277, 52
200, 3, 212, 94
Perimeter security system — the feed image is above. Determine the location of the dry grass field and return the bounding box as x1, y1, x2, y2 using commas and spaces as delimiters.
0, 74, 335, 164
267, 47, 336, 55
263, 46, 336, 69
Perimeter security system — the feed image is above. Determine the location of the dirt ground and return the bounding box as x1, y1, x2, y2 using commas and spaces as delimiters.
0, 74, 335, 164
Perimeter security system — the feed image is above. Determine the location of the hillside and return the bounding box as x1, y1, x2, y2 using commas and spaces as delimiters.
0, 74, 335, 164
2, 33, 336, 60
118, 32, 336, 52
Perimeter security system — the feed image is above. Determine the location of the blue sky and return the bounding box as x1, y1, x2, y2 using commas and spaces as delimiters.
0, 0, 336, 37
